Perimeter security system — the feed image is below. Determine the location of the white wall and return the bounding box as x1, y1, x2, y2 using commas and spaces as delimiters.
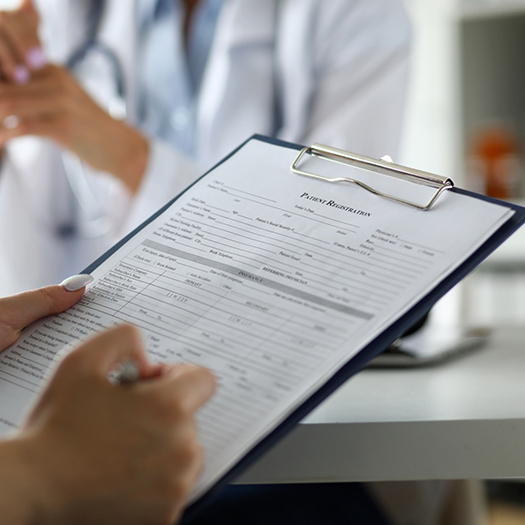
402, 0, 525, 327
400, 0, 462, 182
400, 0, 464, 326
0, 0, 21, 9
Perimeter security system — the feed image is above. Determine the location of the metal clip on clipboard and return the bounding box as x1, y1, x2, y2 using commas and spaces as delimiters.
291, 143, 454, 210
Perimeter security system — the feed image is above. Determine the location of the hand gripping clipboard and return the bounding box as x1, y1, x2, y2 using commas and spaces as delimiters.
80, 135, 525, 521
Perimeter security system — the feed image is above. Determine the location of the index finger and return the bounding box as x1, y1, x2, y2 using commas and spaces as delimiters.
151, 364, 217, 414
17, 0, 42, 68
1, 19, 41, 65
61, 324, 152, 381
0, 3, 41, 75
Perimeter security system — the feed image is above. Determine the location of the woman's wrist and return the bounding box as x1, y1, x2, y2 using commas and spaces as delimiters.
0, 437, 42, 525
0, 433, 72, 525
106, 120, 149, 195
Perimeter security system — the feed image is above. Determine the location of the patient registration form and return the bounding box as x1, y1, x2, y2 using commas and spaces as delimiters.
0, 138, 515, 500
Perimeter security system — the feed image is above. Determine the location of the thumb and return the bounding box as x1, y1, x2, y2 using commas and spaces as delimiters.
19, 0, 36, 12
0, 275, 93, 335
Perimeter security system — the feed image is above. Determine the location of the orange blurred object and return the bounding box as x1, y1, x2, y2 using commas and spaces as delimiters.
472, 125, 520, 199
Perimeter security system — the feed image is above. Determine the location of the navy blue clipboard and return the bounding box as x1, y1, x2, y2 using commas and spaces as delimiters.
83, 135, 525, 521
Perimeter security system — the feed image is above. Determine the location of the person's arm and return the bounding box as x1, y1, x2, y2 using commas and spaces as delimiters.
0, 64, 149, 194
0, 280, 216, 525
122, 138, 201, 231
0, 1, 201, 234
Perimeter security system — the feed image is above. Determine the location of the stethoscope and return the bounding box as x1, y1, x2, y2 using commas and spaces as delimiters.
59, 0, 283, 239
59, 0, 127, 239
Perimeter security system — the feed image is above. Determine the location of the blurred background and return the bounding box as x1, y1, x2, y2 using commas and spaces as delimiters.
1, 0, 523, 326
398, 0, 525, 339
399, 2, 525, 521
2, 0, 525, 523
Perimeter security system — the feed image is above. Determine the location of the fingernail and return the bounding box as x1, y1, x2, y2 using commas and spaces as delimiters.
13, 65, 29, 84
60, 274, 94, 292
26, 46, 46, 70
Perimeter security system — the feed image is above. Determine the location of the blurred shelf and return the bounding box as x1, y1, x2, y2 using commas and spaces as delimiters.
460, 2, 525, 20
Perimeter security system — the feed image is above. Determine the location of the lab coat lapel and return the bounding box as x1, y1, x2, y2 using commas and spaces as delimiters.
197, 0, 278, 168
274, 0, 316, 143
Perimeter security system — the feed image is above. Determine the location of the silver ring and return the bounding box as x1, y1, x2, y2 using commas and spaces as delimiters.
3, 115, 19, 129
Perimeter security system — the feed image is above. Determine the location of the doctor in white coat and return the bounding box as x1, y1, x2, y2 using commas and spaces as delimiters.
0, 2, 481, 525
0, 0, 411, 296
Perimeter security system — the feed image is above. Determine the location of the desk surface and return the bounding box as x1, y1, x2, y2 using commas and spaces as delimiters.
237, 325, 525, 484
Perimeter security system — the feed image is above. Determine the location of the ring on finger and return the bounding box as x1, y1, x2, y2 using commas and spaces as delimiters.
3, 115, 19, 129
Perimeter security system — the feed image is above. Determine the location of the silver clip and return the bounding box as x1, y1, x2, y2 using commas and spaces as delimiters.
291, 144, 454, 211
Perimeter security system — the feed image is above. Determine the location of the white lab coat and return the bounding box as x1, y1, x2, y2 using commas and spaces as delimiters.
0, 0, 411, 296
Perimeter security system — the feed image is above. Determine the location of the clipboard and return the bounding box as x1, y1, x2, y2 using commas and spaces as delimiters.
81, 135, 525, 521
4, 135, 524, 521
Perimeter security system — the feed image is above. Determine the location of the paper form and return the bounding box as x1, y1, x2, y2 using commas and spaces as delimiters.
0, 139, 514, 499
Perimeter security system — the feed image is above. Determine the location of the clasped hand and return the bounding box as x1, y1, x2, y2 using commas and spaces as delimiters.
0, 0, 148, 194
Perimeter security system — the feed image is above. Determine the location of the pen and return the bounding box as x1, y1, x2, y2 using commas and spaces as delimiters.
113, 359, 141, 385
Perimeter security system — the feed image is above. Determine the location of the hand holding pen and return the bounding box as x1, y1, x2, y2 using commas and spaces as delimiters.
0, 275, 216, 525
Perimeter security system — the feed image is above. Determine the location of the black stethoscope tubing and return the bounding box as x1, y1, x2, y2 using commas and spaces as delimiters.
66, 0, 125, 100
58, 0, 127, 238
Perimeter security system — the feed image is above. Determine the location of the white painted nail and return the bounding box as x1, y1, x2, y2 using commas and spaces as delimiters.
60, 274, 94, 292
26, 46, 46, 70
13, 65, 29, 84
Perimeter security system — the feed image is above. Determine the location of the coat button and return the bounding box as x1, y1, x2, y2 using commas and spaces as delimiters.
171, 107, 191, 130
